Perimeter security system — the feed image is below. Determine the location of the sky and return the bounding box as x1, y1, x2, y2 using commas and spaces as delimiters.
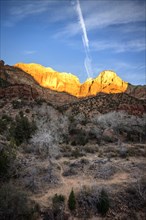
0, 0, 146, 85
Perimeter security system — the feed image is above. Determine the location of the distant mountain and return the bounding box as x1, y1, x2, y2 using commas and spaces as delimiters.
14, 62, 146, 99
0, 60, 146, 111
15, 63, 128, 97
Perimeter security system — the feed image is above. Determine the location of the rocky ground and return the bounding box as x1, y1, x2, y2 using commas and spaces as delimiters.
6, 141, 146, 220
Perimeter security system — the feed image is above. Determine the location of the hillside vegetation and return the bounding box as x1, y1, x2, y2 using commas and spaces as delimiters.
0, 60, 146, 219
0, 98, 146, 220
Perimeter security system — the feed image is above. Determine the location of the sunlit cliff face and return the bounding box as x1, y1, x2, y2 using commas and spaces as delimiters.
14, 63, 128, 97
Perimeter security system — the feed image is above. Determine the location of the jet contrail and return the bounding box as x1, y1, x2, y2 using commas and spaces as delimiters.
76, 0, 89, 49
76, 0, 92, 78
84, 55, 92, 78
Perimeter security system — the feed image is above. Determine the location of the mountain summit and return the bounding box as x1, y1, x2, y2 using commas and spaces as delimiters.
14, 63, 128, 97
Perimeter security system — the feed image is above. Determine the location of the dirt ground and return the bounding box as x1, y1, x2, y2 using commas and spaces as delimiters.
27, 142, 146, 219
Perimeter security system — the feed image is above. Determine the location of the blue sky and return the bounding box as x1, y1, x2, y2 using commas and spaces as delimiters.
0, 0, 146, 85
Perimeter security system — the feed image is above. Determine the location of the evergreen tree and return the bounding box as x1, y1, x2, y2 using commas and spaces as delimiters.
68, 188, 76, 211
97, 188, 109, 216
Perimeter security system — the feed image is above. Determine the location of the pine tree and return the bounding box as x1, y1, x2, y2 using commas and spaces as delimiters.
97, 188, 109, 216
68, 188, 76, 211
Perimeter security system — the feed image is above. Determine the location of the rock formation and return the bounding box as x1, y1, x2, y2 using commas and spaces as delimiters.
14, 63, 128, 97
1, 61, 145, 108
15, 63, 81, 97
0, 61, 78, 105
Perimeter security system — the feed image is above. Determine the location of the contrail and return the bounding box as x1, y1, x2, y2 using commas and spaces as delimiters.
76, 0, 89, 49
76, 0, 92, 78
84, 54, 92, 78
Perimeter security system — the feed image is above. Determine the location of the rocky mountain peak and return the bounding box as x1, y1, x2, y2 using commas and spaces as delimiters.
14, 62, 128, 97
98, 70, 118, 81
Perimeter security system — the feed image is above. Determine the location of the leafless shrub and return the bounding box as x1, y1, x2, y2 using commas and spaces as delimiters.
119, 146, 128, 158
96, 111, 146, 143
84, 145, 99, 154
94, 164, 117, 179
134, 175, 146, 202
62, 168, 77, 177
76, 185, 110, 217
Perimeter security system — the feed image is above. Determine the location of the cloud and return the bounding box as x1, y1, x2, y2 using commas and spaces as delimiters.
84, 0, 145, 31
56, 0, 145, 37
10, 2, 49, 17
23, 50, 37, 55
113, 61, 145, 71
91, 39, 145, 53
2, 1, 57, 26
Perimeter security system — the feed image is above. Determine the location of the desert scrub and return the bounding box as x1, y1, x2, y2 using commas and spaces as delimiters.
52, 193, 65, 205
52, 194, 65, 218
94, 164, 117, 179
61, 144, 72, 151
97, 188, 110, 216
77, 186, 110, 217
71, 148, 84, 158
80, 158, 90, 164
12, 99, 26, 109
0, 77, 10, 88
70, 128, 88, 146
9, 114, 37, 146
84, 145, 99, 153
35, 98, 46, 105
0, 143, 16, 179
0, 113, 37, 146
76, 186, 98, 217
0, 183, 40, 220
0, 114, 13, 134
62, 167, 77, 177
73, 132, 88, 146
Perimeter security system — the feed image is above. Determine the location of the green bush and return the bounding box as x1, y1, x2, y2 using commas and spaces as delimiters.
68, 115, 75, 123
12, 100, 24, 109
0, 113, 36, 146
0, 78, 10, 88
0, 144, 16, 178
52, 194, 65, 205
0, 114, 12, 134
77, 132, 88, 146
70, 128, 88, 146
71, 148, 84, 158
35, 99, 46, 105
52, 194, 65, 218
84, 145, 98, 154
0, 148, 9, 177
68, 189, 76, 211
0, 118, 7, 134
97, 188, 110, 216
0, 184, 39, 220
9, 114, 37, 146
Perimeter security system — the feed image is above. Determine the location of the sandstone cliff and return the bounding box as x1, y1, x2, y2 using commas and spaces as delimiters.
14, 63, 128, 97
15, 63, 81, 97
0, 61, 78, 105
1, 61, 145, 105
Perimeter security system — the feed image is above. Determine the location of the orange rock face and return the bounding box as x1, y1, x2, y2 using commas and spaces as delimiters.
14, 63, 128, 97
